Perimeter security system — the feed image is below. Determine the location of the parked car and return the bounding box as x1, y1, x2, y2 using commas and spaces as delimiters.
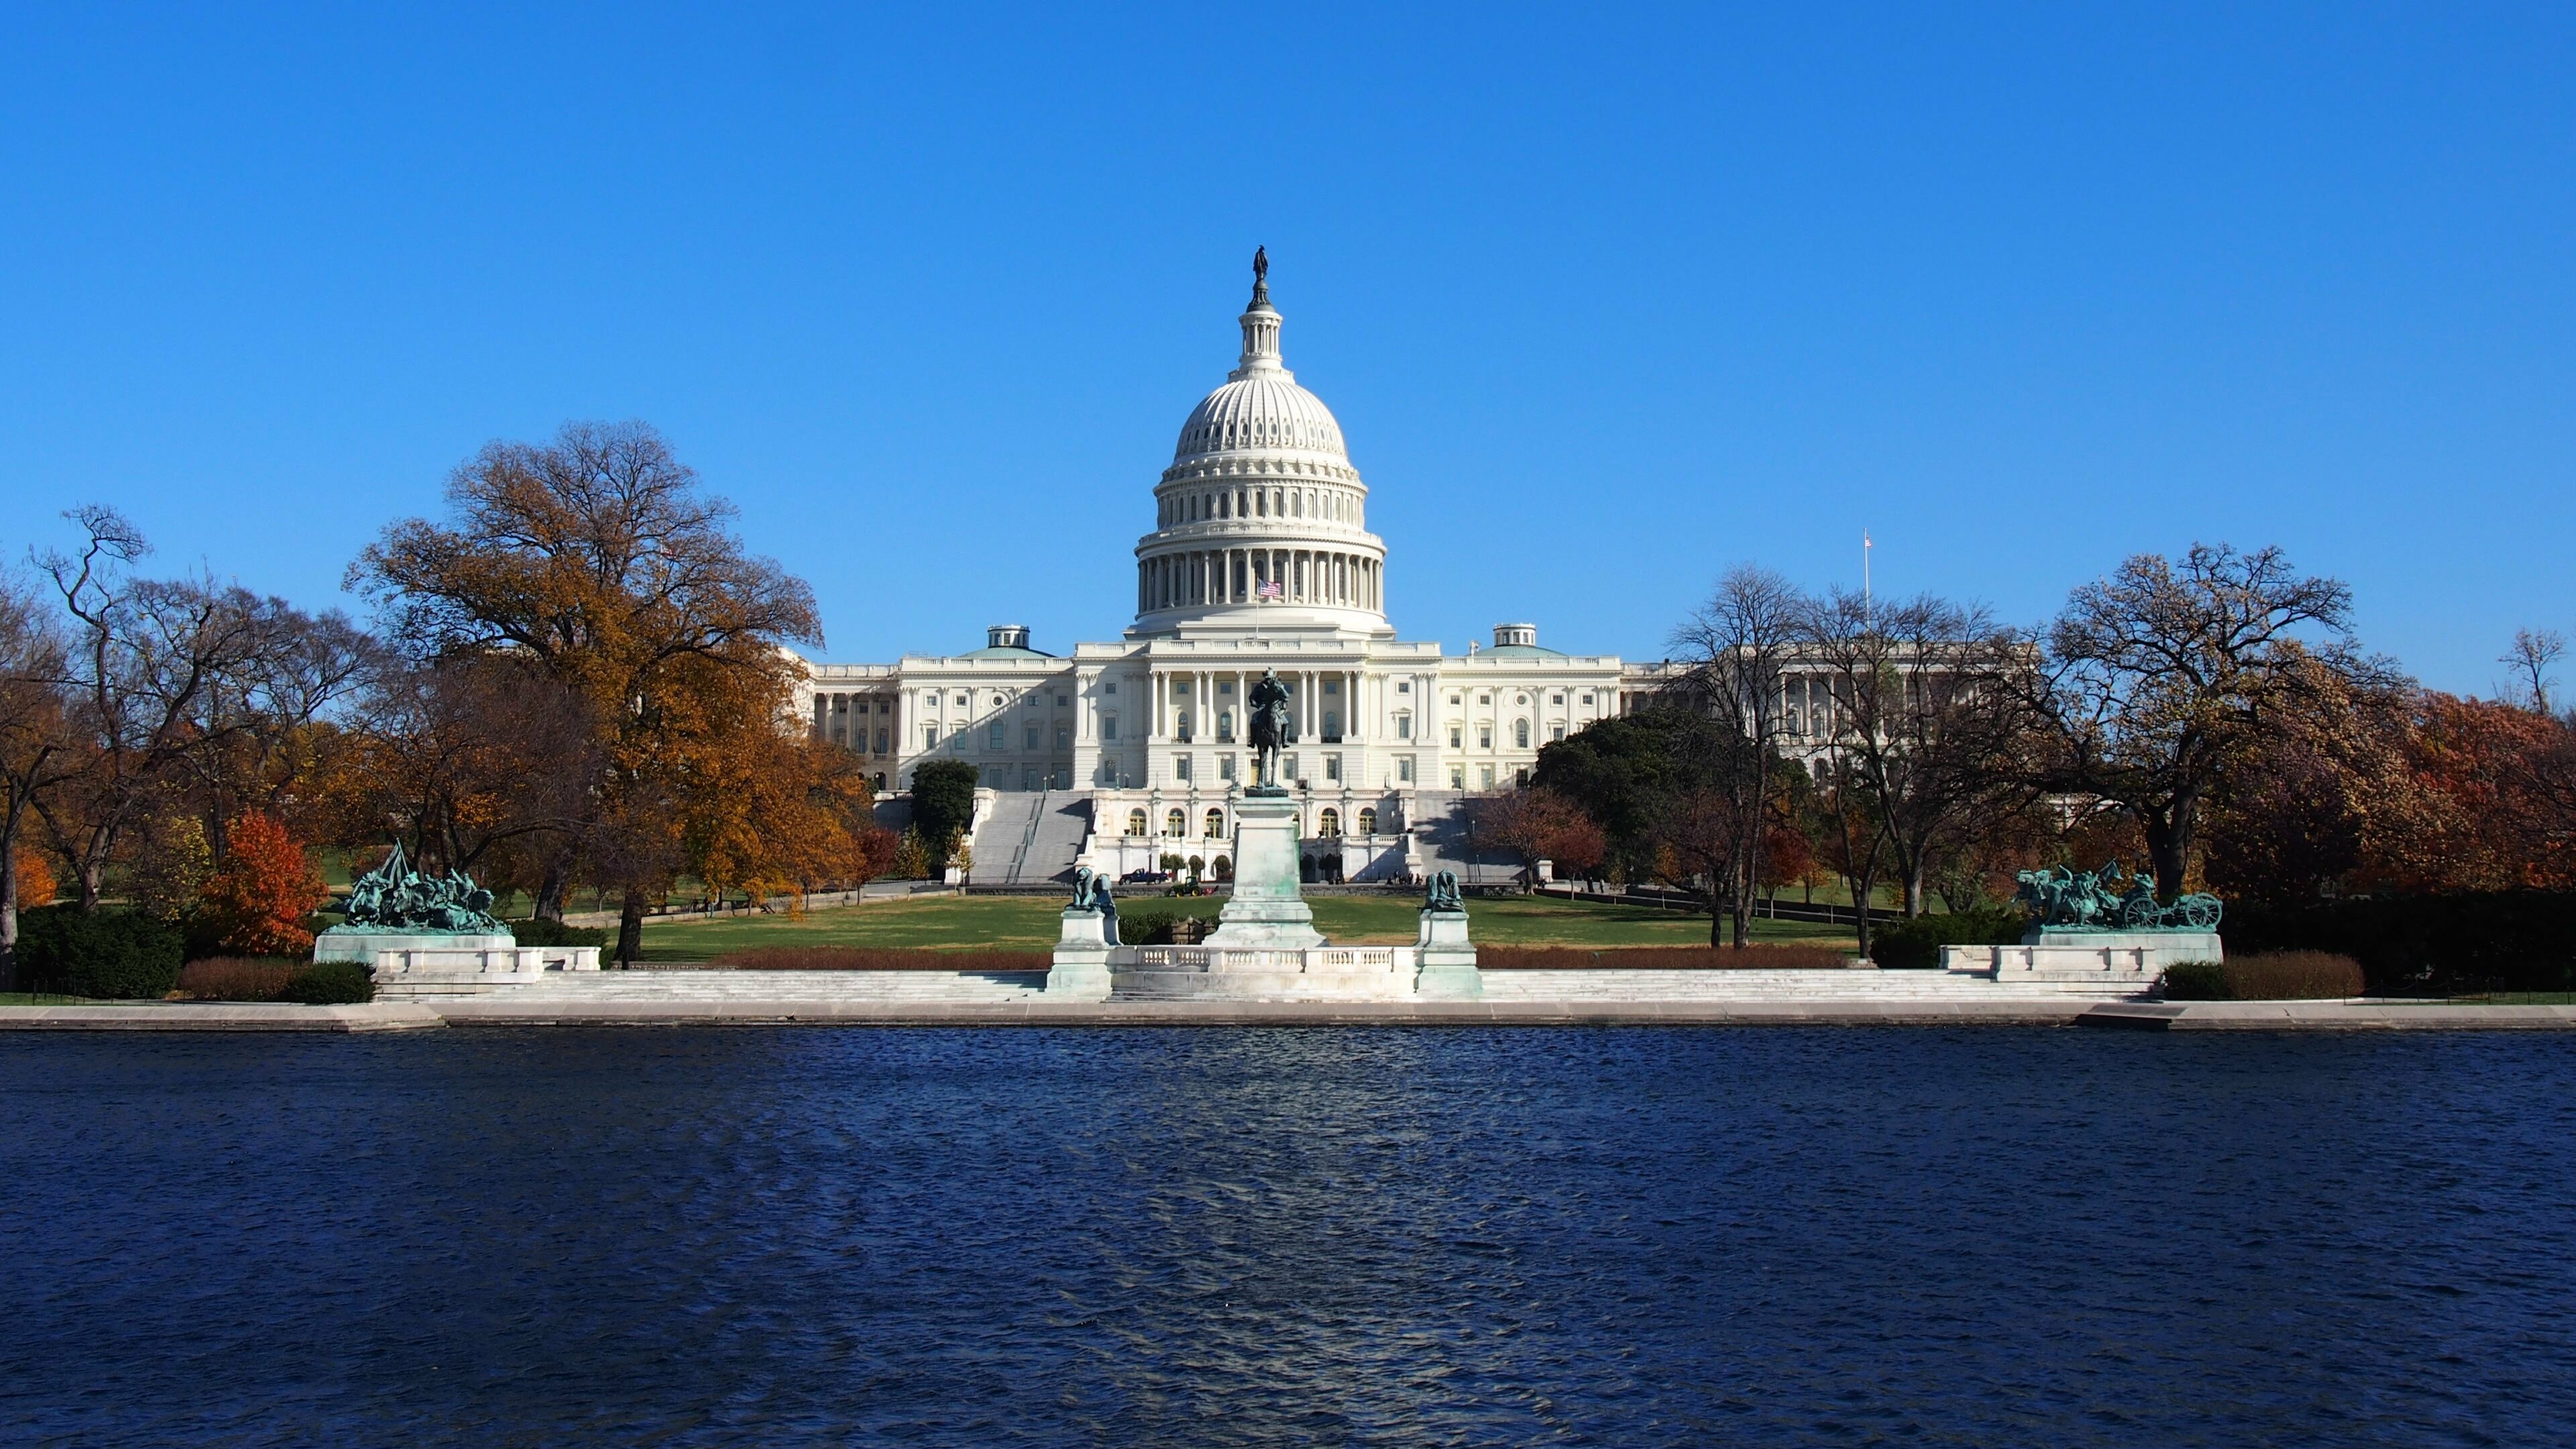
1119, 869, 1171, 885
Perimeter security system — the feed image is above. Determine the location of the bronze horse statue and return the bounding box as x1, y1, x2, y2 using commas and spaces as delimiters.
1247, 668, 1293, 790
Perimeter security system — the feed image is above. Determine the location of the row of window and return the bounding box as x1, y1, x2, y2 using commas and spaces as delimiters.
1122, 806, 1381, 838
923, 689, 1075, 713
1165, 710, 1343, 743
845, 712, 1560, 763
925, 722, 1079, 753
1157, 482, 1355, 527
1449, 690, 1595, 708
1442, 718, 1564, 751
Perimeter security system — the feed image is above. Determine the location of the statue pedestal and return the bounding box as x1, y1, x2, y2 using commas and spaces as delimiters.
1047, 908, 1115, 1000
1203, 792, 1323, 949
1942, 930, 2221, 987
314, 928, 515, 965
1414, 908, 1482, 999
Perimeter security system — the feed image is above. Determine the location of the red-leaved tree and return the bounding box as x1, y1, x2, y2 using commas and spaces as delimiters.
198, 810, 329, 957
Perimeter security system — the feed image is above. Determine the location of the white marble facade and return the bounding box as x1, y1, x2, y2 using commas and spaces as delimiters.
794, 272, 1632, 876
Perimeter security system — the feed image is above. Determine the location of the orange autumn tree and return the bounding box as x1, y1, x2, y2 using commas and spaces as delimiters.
2369, 694, 2576, 893
686, 714, 895, 906
13, 846, 56, 909
352, 422, 822, 962
198, 809, 330, 956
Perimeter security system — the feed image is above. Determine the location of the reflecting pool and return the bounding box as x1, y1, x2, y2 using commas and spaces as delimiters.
4, 1028, 2571, 1445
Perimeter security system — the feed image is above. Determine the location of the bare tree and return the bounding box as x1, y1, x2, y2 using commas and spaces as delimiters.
344, 653, 604, 888
2033, 543, 2359, 900
1802, 589, 2038, 916
2501, 627, 2566, 714
1806, 753, 1888, 957
1666, 565, 1807, 947
33, 508, 288, 910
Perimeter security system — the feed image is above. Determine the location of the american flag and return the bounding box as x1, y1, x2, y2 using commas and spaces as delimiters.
1256, 579, 1284, 600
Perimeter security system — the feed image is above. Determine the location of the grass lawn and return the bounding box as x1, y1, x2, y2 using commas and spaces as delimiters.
0, 993, 95, 1005
637, 892, 1855, 961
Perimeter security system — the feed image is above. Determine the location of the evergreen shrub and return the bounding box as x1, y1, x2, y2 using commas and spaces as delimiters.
1480, 945, 1856, 970
509, 918, 608, 949
712, 947, 1049, 971
1114, 902, 1222, 945
1866, 906, 2028, 970
280, 961, 374, 1004
2161, 961, 2229, 1000
15, 905, 185, 1000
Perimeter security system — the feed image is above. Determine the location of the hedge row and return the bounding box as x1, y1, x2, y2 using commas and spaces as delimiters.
1866, 906, 2029, 970
1479, 944, 1856, 970
2222, 892, 2576, 994
1115, 905, 1222, 945
710, 947, 1051, 972
2162, 952, 2365, 1001
13, 906, 184, 1000
508, 918, 608, 949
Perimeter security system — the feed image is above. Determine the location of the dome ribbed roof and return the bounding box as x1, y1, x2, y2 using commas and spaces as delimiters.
1172, 376, 1347, 464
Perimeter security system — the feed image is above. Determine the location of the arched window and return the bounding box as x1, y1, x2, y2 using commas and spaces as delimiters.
1515, 719, 1531, 748
1320, 808, 1342, 838
1126, 810, 1148, 837
1356, 808, 1377, 835
1205, 809, 1226, 838
1218, 709, 1234, 741
1166, 809, 1186, 837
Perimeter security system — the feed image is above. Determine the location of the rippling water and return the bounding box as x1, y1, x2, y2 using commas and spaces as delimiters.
3, 1027, 2573, 1445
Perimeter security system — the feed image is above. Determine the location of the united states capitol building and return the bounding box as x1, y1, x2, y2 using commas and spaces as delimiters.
792, 264, 1668, 883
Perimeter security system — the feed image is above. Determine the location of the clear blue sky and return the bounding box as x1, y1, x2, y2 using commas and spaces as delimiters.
3, 4, 2569, 694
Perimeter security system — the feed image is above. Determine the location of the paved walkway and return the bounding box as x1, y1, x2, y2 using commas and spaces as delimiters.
4, 998, 2573, 1030
0, 1002, 446, 1032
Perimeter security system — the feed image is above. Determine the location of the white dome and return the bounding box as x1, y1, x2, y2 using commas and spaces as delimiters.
1173, 375, 1347, 464
1128, 268, 1391, 641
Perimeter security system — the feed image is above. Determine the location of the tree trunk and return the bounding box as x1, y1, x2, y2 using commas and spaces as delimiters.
0, 841, 17, 994
616, 886, 647, 967
1851, 873, 1874, 957
1707, 880, 1725, 947
1903, 864, 1925, 918
1737, 822, 1760, 949
535, 858, 570, 923
2143, 799, 2195, 900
